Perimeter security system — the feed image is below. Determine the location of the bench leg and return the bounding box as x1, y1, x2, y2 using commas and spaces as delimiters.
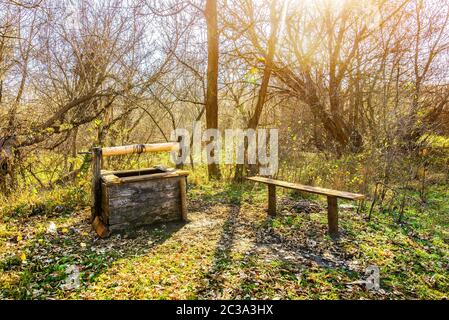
327, 196, 338, 238
268, 185, 276, 217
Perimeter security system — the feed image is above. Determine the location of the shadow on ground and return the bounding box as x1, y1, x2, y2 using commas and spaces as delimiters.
0, 209, 186, 299
195, 184, 367, 299
2, 182, 419, 299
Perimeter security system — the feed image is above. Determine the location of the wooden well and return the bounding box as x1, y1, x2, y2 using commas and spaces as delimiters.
100, 167, 188, 233
90, 143, 187, 237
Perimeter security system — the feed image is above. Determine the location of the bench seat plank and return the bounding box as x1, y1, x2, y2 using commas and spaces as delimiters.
247, 176, 365, 201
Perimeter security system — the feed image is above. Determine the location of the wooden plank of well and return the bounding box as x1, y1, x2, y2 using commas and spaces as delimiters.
101, 183, 110, 225
101, 173, 120, 185
108, 190, 180, 212
102, 170, 189, 185
106, 176, 184, 226
247, 176, 364, 200
107, 177, 181, 202
108, 198, 181, 226
117, 170, 189, 184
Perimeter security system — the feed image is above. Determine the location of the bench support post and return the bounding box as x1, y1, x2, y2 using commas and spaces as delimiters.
268, 185, 276, 217
327, 196, 338, 238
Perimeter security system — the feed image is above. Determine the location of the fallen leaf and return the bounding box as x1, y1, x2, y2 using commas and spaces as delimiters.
47, 222, 57, 234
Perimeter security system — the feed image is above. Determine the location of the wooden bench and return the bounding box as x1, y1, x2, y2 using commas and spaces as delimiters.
247, 176, 365, 238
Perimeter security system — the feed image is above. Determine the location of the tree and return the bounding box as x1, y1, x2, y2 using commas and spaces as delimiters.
204, 0, 221, 179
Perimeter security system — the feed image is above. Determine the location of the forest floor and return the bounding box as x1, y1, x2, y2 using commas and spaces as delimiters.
0, 181, 448, 299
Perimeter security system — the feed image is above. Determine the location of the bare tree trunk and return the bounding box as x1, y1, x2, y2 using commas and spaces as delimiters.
247, 0, 280, 131
235, 0, 283, 181
205, 0, 221, 180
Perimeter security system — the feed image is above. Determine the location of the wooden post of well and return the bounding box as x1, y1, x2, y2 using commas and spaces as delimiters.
179, 177, 187, 221
268, 184, 276, 217
91, 147, 102, 223
327, 196, 338, 238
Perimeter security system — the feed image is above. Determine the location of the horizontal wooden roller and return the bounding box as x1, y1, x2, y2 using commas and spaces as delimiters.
101, 142, 180, 157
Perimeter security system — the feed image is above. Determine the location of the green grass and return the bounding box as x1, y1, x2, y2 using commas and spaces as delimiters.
0, 177, 447, 300
0, 185, 89, 219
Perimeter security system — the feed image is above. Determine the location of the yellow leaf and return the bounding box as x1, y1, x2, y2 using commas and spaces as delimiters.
80, 242, 86, 248
62, 228, 69, 234
17, 234, 23, 242
20, 252, 27, 262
